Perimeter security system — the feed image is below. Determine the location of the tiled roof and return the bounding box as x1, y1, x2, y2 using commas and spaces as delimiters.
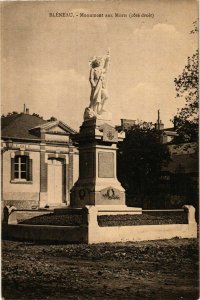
1, 113, 48, 140
1, 113, 77, 140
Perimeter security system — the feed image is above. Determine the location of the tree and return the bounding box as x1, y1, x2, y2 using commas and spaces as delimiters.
173, 21, 198, 143
117, 122, 170, 208
47, 116, 57, 121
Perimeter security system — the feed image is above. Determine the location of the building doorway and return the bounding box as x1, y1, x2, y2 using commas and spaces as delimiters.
48, 158, 64, 206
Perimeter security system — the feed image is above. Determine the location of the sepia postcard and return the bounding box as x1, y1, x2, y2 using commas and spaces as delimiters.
1, 0, 199, 299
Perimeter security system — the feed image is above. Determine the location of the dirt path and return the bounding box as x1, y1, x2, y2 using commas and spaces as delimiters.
2, 238, 199, 299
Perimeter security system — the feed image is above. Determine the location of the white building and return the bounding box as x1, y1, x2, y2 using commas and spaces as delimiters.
1, 110, 79, 209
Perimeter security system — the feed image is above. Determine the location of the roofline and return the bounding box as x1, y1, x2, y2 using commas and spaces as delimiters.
163, 131, 178, 136
1, 135, 75, 144
56, 120, 77, 134
29, 120, 58, 131
29, 120, 77, 134
2, 136, 42, 142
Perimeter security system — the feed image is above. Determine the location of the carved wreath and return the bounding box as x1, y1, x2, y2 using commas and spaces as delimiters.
102, 188, 120, 200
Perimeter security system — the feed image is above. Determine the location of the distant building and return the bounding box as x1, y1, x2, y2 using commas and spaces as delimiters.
154, 110, 197, 173
118, 111, 198, 208
119, 111, 178, 145
117, 119, 136, 131
154, 110, 178, 144
1, 108, 79, 209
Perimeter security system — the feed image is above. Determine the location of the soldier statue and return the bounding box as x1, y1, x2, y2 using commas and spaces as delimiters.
84, 49, 110, 119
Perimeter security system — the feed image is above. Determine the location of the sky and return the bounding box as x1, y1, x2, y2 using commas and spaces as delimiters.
1, 0, 198, 130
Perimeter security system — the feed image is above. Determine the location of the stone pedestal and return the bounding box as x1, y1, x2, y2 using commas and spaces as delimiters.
70, 117, 126, 207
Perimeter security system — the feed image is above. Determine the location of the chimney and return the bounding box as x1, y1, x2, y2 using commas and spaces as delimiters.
158, 109, 160, 124
23, 104, 26, 113
155, 110, 164, 130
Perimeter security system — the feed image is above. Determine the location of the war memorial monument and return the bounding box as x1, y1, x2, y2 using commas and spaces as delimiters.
70, 49, 133, 211
2, 50, 197, 244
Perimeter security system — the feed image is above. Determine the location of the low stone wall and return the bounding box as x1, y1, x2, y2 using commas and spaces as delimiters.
87, 223, 197, 244
2, 207, 53, 225
84, 205, 197, 244
2, 205, 197, 244
2, 224, 87, 243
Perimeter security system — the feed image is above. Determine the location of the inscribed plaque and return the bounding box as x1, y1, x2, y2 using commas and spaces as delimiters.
98, 152, 114, 178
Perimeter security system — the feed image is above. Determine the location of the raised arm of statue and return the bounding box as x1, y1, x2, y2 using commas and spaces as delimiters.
103, 50, 110, 72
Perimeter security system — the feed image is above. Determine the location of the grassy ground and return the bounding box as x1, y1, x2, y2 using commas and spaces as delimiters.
2, 238, 199, 300
19, 211, 188, 226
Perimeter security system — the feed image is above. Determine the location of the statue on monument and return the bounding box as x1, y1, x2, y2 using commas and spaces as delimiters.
84, 49, 111, 120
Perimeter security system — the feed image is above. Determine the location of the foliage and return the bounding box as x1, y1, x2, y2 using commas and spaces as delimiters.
1, 112, 44, 119
1, 111, 18, 118
117, 122, 170, 207
32, 113, 43, 119
173, 21, 198, 142
47, 116, 57, 121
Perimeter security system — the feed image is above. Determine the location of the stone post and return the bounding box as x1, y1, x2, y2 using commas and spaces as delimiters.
3, 206, 17, 224
183, 205, 197, 224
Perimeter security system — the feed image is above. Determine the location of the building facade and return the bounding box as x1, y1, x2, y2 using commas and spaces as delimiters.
1, 111, 79, 209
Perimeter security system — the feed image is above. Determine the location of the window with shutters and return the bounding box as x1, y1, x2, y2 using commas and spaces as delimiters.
11, 155, 32, 183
